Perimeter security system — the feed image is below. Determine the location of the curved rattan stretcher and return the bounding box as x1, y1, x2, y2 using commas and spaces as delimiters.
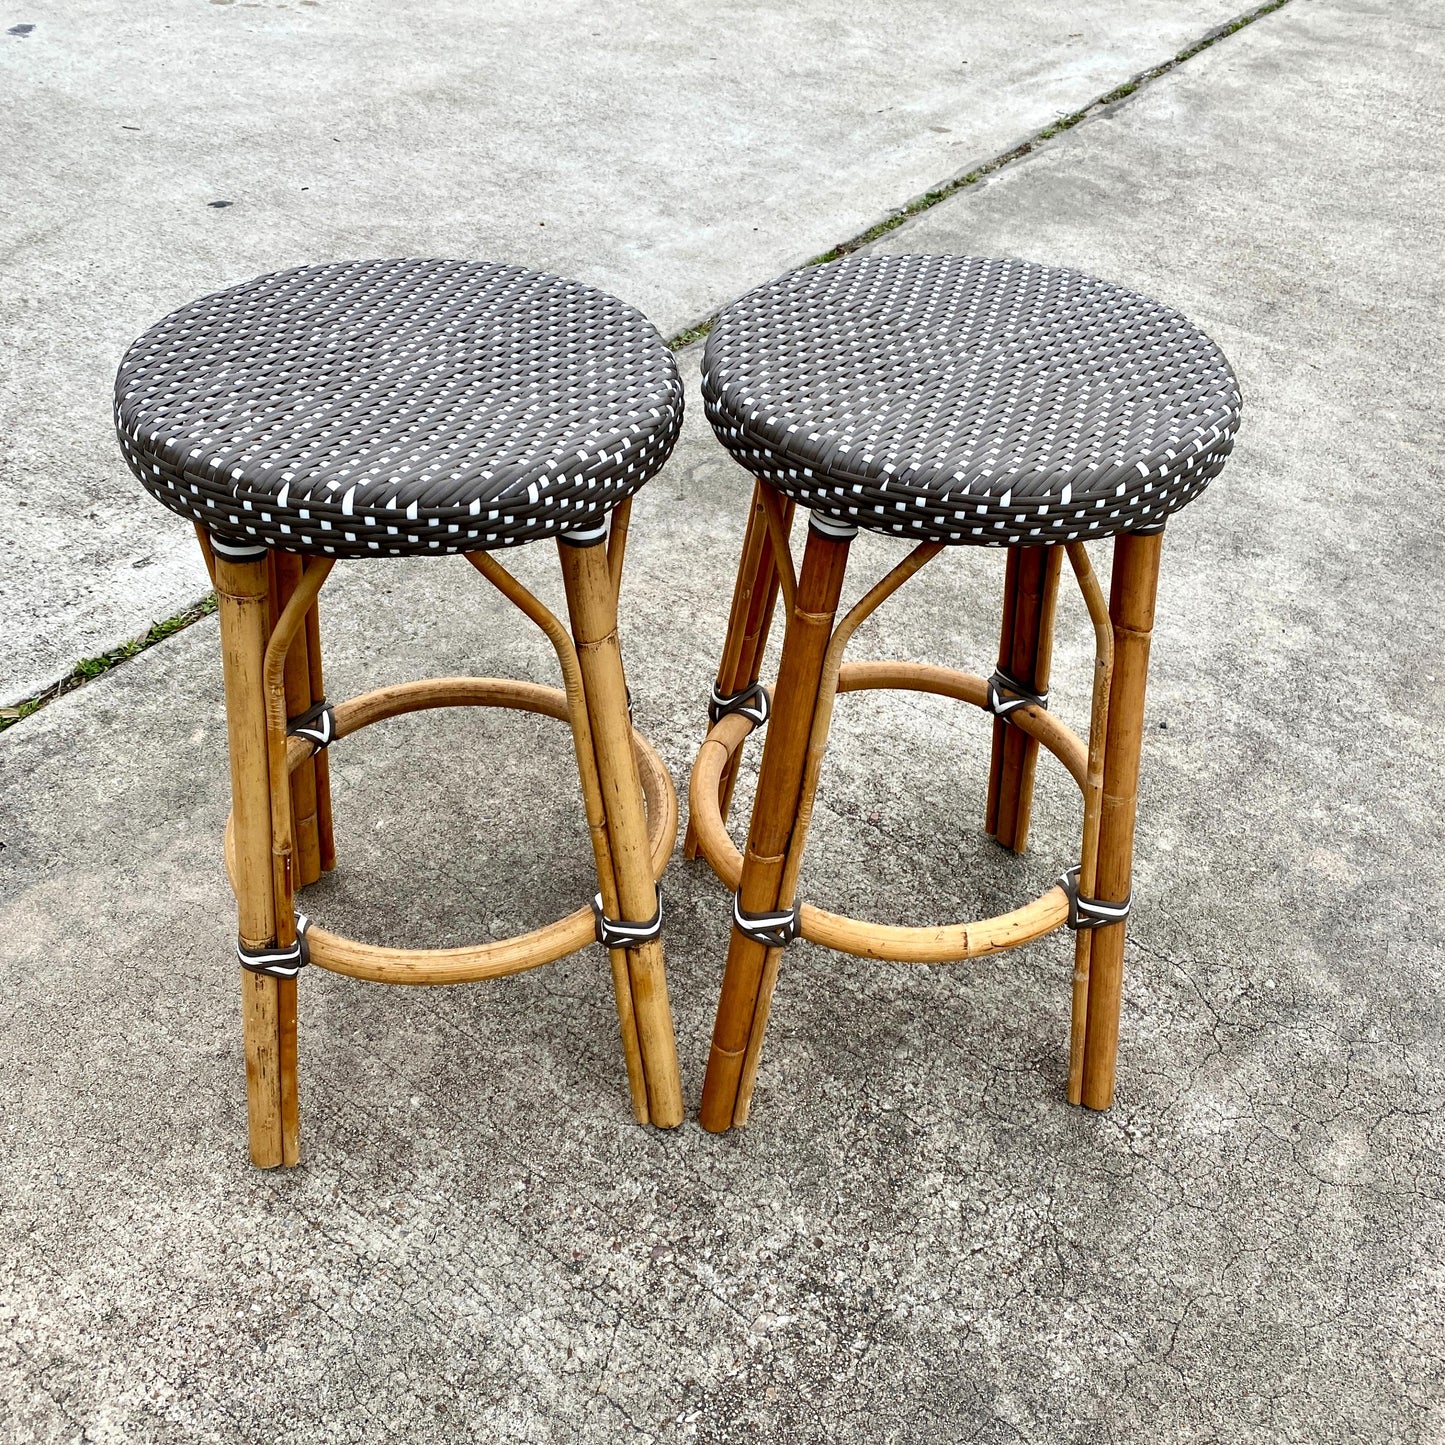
225, 673, 677, 986
690, 665, 1081, 961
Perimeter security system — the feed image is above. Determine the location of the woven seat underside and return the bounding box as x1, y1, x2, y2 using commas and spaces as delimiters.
702, 254, 1241, 545
115, 259, 684, 557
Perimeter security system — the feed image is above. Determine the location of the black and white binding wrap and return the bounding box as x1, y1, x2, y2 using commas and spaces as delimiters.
708, 680, 771, 728
287, 700, 337, 750
702, 254, 1241, 547
592, 885, 663, 950
986, 668, 1049, 719
808, 511, 859, 541
238, 914, 310, 978
558, 519, 608, 549
1058, 866, 1131, 931
115, 260, 684, 558
733, 893, 801, 949
208, 536, 268, 563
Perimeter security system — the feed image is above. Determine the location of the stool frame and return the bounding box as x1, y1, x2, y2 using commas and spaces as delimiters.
201, 501, 684, 1168
689, 482, 1163, 1131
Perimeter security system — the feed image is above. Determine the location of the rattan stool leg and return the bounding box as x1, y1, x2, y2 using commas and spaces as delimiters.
986, 545, 1063, 853
303, 598, 337, 874
214, 548, 291, 1168
558, 536, 684, 1128
269, 553, 329, 887
1080, 532, 1163, 1110
699, 522, 852, 1133
685, 483, 791, 859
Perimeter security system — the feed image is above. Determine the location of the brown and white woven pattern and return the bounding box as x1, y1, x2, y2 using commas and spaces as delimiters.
702, 254, 1241, 545
115, 259, 684, 557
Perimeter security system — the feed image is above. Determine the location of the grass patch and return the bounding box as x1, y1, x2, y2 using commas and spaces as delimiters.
0, 593, 218, 734
668, 318, 715, 350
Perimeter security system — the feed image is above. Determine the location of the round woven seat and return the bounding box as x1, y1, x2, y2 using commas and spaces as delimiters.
115, 259, 683, 557
702, 254, 1241, 545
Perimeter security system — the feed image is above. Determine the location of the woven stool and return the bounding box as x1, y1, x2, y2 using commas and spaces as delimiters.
687, 254, 1241, 1130
115, 259, 687, 1165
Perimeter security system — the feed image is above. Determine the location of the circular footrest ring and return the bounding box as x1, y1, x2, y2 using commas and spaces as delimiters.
688, 660, 1088, 963
226, 677, 677, 986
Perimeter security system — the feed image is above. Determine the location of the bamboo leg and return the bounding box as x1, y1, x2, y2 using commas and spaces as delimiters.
607, 496, 632, 598
732, 539, 940, 1125
1063, 543, 1114, 1106
558, 536, 684, 1128
214, 545, 286, 1168
1080, 532, 1163, 1111
193, 524, 218, 586
719, 503, 791, 834
262, 556, 303, 1167
304, 600, 336, 873
1013, 547, 1062, 849
259, 559, 333, 1165
986, 545, 1061, 853
699, 520, 853, 1133
985, 548, 1020, 841
271, 554, 323, 886
467, 550, 650, 1124
683, 488, 766, 860
684, 483, 791, 859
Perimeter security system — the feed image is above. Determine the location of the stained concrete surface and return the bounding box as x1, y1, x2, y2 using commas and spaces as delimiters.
3, 0, 1445, 1440
0, 0, 1248, 705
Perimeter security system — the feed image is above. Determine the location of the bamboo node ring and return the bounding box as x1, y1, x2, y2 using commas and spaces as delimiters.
592, 885, 663, 949
733, 893, 801, 949
986, 668, 1049, 718
1059, 865, 1131, 930
709, 681, 771, 729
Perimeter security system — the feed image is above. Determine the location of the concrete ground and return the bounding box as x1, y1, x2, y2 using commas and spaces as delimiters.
2, 0, 1443, 1440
